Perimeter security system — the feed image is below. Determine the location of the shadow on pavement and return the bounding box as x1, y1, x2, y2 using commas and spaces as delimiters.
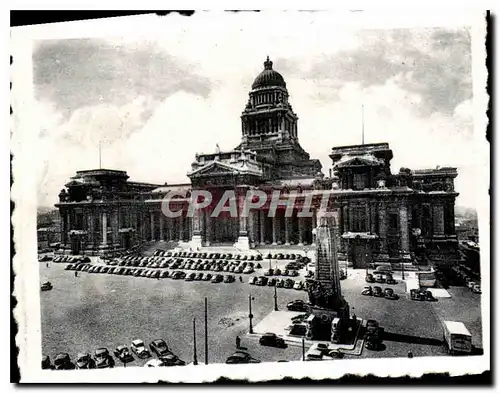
382, 332, 444, 346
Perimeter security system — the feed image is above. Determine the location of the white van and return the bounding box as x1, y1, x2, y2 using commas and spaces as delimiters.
442, 321, 472, 355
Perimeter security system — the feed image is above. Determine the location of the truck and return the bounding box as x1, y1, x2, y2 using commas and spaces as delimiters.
442, 321, 472, 355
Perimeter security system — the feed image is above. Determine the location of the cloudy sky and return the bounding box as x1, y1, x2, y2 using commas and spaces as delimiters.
29, 12, 483, 208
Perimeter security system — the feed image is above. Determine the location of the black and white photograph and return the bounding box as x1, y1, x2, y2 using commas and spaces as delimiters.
11, 10, 489, 383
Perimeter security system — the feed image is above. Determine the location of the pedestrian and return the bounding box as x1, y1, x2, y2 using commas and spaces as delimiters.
46, 262, 49, 268
352, 314, 357, 321
239, 276, 243, 283
236, 335, 241, 349
407, 350, 413, 359
74, 271, 78, 277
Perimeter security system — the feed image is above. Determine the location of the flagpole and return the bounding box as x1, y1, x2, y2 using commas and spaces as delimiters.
99, 140, 102, 169
361, 104, 365, 145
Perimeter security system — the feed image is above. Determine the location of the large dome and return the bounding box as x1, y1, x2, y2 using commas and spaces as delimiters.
251, 57, 286, 90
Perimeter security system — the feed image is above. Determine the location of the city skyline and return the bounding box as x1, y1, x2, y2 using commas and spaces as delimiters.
31, 14, 480, 209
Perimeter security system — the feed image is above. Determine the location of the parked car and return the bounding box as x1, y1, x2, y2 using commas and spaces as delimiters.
41, 355, 53, 370
259, 332, 286, 348
365, 334, 383, 350
211, 274, 224, 283
255, 276, 269, 286
225, 351, 261, 364
361, 286, 373, 296
185, 272, 196, 281
264, 268, 274, 276
160, 271, 170, 278
375, 275, 386, 284
287, 299, 308, 312
75, 352, 95, 369
194, 273, 204, 281
41, 281, 53, 291
369, 286, 382, 297
293, 281, 303, 290
114, 345, 134, 363
94, 348, 115, 368
284, 279, 294, 289
472, 284, 482, 294
312, 343, 330, 355
248, 276, 257, 285
384, 288, 399, 300
203, 273, 213, 281
276, 278, 285, 287
159, 352, 186, 366
224, 275, 236, 283
150, 339, 169, 357
267, 278, 277, 286
131, 339, 151, 359
339, 269, 347, 280
53, 352, 74, 370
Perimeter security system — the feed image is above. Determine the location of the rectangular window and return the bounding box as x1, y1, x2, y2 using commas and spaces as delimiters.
389, 213, 398, 231
352, 207, 366, 232
353, 174, 366, 190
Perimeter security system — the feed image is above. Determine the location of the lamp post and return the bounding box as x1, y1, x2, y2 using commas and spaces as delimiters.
204, 297, 208, 365
193, 317, 198, 365
302, 337, 306, 361
268, 254, 272, 271
248, 294, 254, 334
401, 258, 405, 280
273, 285, 278, 311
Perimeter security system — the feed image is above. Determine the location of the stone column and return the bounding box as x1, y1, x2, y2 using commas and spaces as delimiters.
342, 204, 348, 233
205, 211, 211, 246
259, 210, 265, 245
112, 209, 119, 246
159, 212, 164, 241
178, 214, 184, 242
284, 217, 290, 245
433, 203, 445, 236
298, 216, 304, 246
150, 212, 155, 242
365, 203, 370, 232
248, 210, 255, 247
377, 202, 388, 259
190, 207, 203, 249
370, 202, 377, 234
60, 212, 67, 245
101, 212, 107, 246
312, 209, 317, 245
400, 203, 411, 259
272, 215, 278, 245
88, 212, 94, 248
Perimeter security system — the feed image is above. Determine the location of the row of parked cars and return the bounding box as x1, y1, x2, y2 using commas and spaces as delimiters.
109, 256, 261, 274
153, 249, 264, 261
249, 276, 308, 290
52, 255, 90, 263
65, 263, 240, 284
42, 339, 185, 370
362, 286, 399, 300
365, 272, 397, 285
409, 288, 437, 301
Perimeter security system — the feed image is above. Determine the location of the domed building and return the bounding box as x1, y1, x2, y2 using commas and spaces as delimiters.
55, 57, 460, 269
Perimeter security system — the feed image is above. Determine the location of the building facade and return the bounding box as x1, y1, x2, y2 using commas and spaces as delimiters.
55, 57, 459, 266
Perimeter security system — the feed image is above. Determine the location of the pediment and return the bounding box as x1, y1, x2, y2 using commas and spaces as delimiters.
335, 155, 383, 168
189, 162, 240, 178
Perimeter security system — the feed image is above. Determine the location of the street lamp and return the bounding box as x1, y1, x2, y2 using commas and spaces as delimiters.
193, 317, 198, 365
274, 285, 278, 311
248, 294, 255, 334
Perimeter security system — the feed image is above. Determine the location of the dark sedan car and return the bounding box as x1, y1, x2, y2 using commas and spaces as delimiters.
114, 345, 134, 363
287, 300, 308, 312
75, 352, 96, 369
41, 355, 53, 370
259, 333, 286, 348
53, 352, 75, 370
224, 275, 236, 283
160, 352, 186, 367
94, 348, 115, 369
225, 351, 261, 364
150, 339, 169, 357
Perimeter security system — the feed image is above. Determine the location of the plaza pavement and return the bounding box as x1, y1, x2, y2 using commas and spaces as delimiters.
39, 253, 482, 367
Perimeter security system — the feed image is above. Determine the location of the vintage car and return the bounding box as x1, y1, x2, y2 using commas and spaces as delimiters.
225, 351, 261, 364
149, 339, 169, 357
41, 355, 53, 370
211, 274, 224, 283
131, 339, 151, 359
259, 332, 286, 348
384, 288, 399, 300
159, 352, 186, 366
275, 278, 285, 288
75, 352, 96, 369
203, 273, 213, 281
375, 275, 386, 284
287, 299, 308, 312
284, 279, 295, 289
224, 275, 236, 283
385, 274, 397, 284
243, 266, 254, 274
361, 286, 373, 296
365, 334, 383, 350
373, 286, 384, 297
339, 269, 347, 280
185, 272, 196, 281
248, 276, 257, 285
41, 281, 53, 291
365, 274, 375, 283
194, 273, 204, 281
54, 352, 74, 370
472, 284, 482, 294
94, 348, 115, 369
264, 268, 274, 277
293, 281, 304, 290
267, 278, 277, 286
114, 345, 134, 363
